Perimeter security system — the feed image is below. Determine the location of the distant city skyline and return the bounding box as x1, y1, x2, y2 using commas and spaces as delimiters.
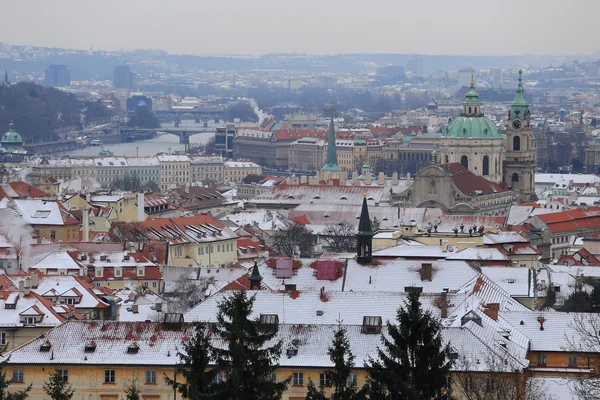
3, 0, 599, 57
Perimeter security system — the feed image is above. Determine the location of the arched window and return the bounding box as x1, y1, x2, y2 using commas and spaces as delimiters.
482, 155, 489, 176
468, 106, 472, 114
513, 135, 521, 151
512, 173, 519, 182
445, 154, 449, 164
460, 155, 468, 169
495, 158, 498, 174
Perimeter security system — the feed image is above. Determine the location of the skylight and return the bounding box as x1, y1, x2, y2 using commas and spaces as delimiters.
32, 210, 51, 218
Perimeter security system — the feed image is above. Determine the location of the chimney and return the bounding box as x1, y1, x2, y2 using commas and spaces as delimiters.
365, 172, 372, 185
300, 175, 307, 184
27, 186, 32, 198
24, 277, 31, 296
378, 172, 385, 185
406, 172, 411, 185
137, 193, 145, 222
537, 316, 545, 331
31, 273, 39, 289
439, 291, 448, 318
131, 304, 139, 313
483, 303, 500, 321
392, 171, 398, 185
86, 192, 91, 203
155, 302, 162, 312
420, 263, 433, 281
352, 171, 358, 185
82, 207, 90, 242
18, 279, 24, 293
339, 173, 346, 185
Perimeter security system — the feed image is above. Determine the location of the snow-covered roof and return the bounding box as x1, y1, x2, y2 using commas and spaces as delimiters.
373, 244, 447, 259
12, 199, 70, 226
480, 267, 532, 297
446, 247, 510, 261
29, 251, 82, 271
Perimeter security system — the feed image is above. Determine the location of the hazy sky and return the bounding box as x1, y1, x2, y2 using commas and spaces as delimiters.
3, 0, 599, 56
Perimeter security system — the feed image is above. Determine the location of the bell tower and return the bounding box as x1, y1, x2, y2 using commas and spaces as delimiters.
504, 70, 536, 201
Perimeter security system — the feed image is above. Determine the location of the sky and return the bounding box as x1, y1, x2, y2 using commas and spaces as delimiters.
3, 0, 599, 56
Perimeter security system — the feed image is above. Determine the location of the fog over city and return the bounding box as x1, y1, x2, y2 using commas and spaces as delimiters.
3, 0, 599, 55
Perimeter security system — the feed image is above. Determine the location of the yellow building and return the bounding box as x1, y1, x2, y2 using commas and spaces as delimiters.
12, 199, 80, 244
324, 139, 384, 173
224, 160, 262, 184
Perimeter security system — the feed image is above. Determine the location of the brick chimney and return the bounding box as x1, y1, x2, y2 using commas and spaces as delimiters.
420, 263, 433, 281
483, 303, 500, 321
439, 291, 448, 318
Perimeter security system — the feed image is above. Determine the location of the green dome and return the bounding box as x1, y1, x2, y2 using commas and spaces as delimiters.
443, 117, 503, 139
1, 122, 23, 144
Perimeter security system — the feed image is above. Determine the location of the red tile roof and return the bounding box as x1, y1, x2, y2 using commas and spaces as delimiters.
0, 182, 49, 200
437, 163, 508, 196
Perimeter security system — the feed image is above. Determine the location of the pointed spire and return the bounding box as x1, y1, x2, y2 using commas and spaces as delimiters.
248, 260, 262, 290
4, 69, 7, 85
510, 69, 529, 120
357, 194, 374, 264
321, 103, 342, 172
358, 194, 373, 236
465, 69, 480, 103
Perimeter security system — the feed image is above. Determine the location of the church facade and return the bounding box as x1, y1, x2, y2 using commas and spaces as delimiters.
405, 72, 536, 214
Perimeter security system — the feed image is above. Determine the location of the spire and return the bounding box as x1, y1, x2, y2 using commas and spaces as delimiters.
248, 260, 262, 290
356, 194, 374, 264
321, 103, 342, 172
510, 69, 529, 120
465, 69, 480, 103
4, 69, 7, 85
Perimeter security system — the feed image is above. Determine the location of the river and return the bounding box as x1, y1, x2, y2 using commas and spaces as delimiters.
66, 119, 219, 157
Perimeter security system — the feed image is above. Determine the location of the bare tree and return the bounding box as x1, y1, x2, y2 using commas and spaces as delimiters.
166, 274, 205, 314
270, 222, 314, 257
452, 352, 556, 400
322, 221, 356, 252
566, 313, 600, 399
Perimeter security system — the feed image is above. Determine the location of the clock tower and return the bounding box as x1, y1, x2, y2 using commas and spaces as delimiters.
504, 70, 536, 201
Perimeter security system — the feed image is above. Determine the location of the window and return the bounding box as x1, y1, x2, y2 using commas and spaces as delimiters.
57, 369, 69, 382
293, 372, 304, 386
513, 135, 521, 151
460, 155, 468, 169
146, 370, 157, 384
212, 371, 223, 384
569, 356, 577, 367
482, 155, 489, 176
50, 231, 56, 240
0, 333, 5, 345
152, 281, 157, 289
24, 317, 35, 325
320, 372, 332, 387
12, 369, 24, 383
267, 371, 276, 382
486, 378, 495, 391
537, 355, 546, 366
105, 369, 116, 383
347, 373, 358, 388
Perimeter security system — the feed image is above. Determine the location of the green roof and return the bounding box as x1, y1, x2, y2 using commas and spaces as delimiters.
509, 70, 529, 120
1, 122, 24, 145
321, 104, 342, 172
443, 117, 503, 139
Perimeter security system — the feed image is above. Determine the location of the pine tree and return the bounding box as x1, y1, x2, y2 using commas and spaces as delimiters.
0, 344, 31, 400
366, 291, 453, 400
164, 322, 215, 400
210, 291, 289, 400
122, 379, 141, 400
305, 379, 327, 400
328, 325, 366, 400
42, 370, 74, 400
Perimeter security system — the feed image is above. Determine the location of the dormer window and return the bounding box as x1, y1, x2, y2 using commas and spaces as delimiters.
127, 343, 140, 354
40, 341, 51, 352
80, 254, 87, 261
259, 314, 279, 331
362, 316, 382, 334
85, 341, 96, 353
100, 255, 107, 261
124, 255, 130, 261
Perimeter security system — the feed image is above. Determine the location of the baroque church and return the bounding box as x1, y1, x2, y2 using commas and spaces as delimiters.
402, 71, 536, 215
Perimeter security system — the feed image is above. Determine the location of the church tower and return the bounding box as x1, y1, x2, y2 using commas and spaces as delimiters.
320, 103, 342, 181
503, 70, 536, 201
356, 194, 374, 264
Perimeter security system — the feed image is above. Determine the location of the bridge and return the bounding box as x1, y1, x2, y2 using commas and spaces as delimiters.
119, 126, 217, 151
27, 139, 81, 154
155, 109, 225, 123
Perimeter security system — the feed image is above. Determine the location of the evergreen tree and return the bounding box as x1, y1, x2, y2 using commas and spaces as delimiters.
122, 379, 141, 400
210, 291, 289, 400
164, 322, 215, 399
305, 379, 327, 400
366, 291, 453, 400
328, 325, 366, 400
0, 344, 31, 400
42, 370, 74, 400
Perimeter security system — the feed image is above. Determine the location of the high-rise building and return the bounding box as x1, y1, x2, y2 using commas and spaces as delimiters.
493, 68, 503, 87
113, 66, 134, 89
44, 65, 70, 87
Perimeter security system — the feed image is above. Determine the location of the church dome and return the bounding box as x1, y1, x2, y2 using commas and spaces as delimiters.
442, 72, 503, 140
1, 122, 23, 144
443, 117, 503, 139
